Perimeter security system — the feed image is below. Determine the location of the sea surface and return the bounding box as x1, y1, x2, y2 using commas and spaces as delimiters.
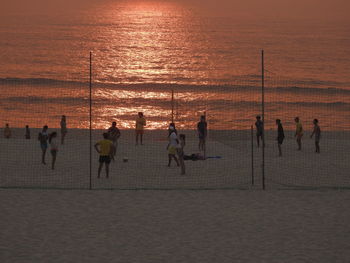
0, 0, 349, 130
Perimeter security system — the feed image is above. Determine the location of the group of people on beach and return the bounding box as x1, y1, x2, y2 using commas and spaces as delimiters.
255, 115, 321, 156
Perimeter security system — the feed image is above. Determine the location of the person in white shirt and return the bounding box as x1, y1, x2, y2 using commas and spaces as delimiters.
167, 123, 179, 167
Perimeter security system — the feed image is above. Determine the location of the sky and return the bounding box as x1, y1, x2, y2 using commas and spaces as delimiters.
1, 0, 350, 21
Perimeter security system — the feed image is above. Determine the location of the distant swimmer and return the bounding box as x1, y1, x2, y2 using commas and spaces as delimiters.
294, 117, 303, 151
135, 112, 146, 145
25, 125, 30, 139
255, 115, 264, 148
167, 123, 179, 167
107, 121, 121, 156
94, 133, 115, 178
49, 132, 58, 170
177, 134, 186, 175
197, 115, 207, 151
38, 125, 49, 165
276, 119, 285, 157
60, 115, 67, 145
4, 123, 11, 139
310, 119, 321, 153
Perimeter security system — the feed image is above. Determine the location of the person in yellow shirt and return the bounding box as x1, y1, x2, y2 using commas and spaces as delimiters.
135, 112, 146, 145
94, 133, 115, 178
294, 117, 303, 151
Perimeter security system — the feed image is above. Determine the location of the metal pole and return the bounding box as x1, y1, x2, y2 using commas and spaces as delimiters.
171, 89, 174, 123
89, 52, 92, 190
262, 50, 265, 190
251, 125, 254, 186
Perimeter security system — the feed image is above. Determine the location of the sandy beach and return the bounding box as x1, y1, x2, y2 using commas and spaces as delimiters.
1, 128, 349, 190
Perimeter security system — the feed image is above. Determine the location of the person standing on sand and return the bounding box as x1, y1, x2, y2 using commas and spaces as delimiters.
177, 134, 186, 175
107, 121, 121, 156
294, 117, 303, 150
94, 133, 114, 178
135, 112, 146, 145
49, 132, 58, 170
167, 123, 180, 167
25, 125, 30, 139
310, 119, 321, 153
60, 115, 67, 145
255, 115, 264, 148
38, 125, 49, 164
276, 119, 285, 157
197, 115, 207, 151
4, 123, 11, 139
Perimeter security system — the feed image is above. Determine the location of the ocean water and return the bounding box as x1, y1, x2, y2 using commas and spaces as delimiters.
0, 0, 349, 130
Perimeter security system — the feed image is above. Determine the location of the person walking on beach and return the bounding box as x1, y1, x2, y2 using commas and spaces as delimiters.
38, 125, 49, 164
167, 123, 179, 167
107, 121, 121, 156
4, 123, 11, 139
255, 116, 264, 148
49, 132, 58, 170
177, 134, 186, 175
25, 125, 30, 139
60, 115, 67, 145
197, 115, 207, 151
294, 117, 303, 150
94, 133, 114, 178
135, 112, 146, 145
276, 119, 285, 157
310, 119, 321, 153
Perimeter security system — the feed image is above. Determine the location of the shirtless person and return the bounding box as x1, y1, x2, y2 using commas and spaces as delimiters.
294, 117, 303, 151
107, 121, 121, 156
310, 119, 321, 153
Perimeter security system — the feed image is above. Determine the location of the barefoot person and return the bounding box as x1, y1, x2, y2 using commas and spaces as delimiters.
255, 115, 263, 148
276, 119, 285, 157
177, 134, 186, 175
38, 125, 49, 164
294, 117, 303, 150
60, 115, 67, 145
310, 119, 321, 153
107, 121, 121, 156
167, 123, 179, 167
94, 133, 114, 178
4, 123, 11, 139
197, 115, 207, 151
25, 125, 30, 139
49, 132, 58, 170
135, 112, 146, 145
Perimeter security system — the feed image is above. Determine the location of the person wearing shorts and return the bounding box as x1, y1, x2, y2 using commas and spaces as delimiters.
94, 133, 114, 178
167, 124, 179, 167
276, 119, 285, 157
38, 125, 49, 165
135, 112, 146, 145
107, 121, 121, 156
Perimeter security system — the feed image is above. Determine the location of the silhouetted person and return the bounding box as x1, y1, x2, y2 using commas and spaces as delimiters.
135, 112, 146, 145
38, 125, 49, 164
177, 134, 186, 175
60, 115, 67, 145
94, 133, 114, 178
255, 116, 263, 147
294, 117, 303, 150
310, 119, 321, 153
276, 119, 285, 157
4, 123, 11, 139
107, 121, 121, 156
167, 123, 179, 167
25, 125, 30, 139
49, 132, 58, 170
197, 115, 207, 151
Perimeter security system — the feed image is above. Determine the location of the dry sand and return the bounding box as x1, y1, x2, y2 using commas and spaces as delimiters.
0, 128, 349, 190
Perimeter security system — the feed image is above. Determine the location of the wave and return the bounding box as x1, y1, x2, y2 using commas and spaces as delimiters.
1, 77, 350, 95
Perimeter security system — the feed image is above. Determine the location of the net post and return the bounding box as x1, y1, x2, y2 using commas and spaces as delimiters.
251, 125, 254, 186
89, 51, 92, 190
262, 50, 265, 190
